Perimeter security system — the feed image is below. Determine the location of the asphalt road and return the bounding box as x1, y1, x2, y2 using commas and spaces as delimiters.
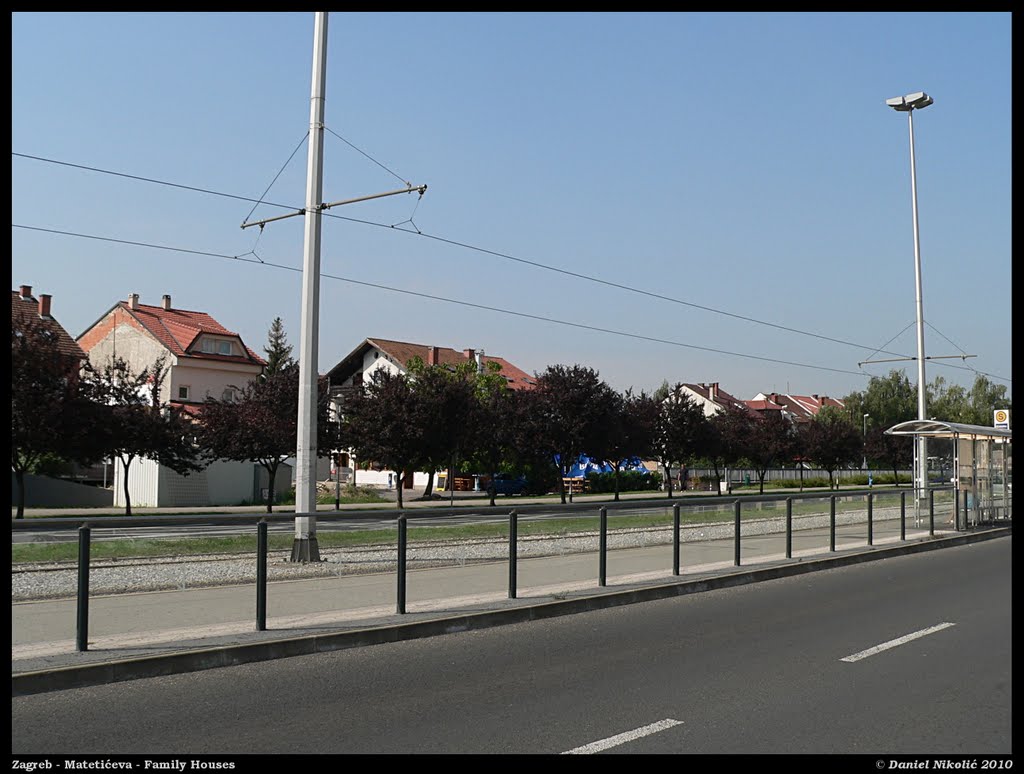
11, 535, 1010, 755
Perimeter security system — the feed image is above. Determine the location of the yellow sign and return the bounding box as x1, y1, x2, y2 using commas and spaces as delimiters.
994, 409, 1009, 429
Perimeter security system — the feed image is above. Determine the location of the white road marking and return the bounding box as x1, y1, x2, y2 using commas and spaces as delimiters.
840, 622, 956, 663
562, 718, 683, 754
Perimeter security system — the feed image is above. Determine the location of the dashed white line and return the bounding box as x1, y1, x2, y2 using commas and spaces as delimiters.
562, 718, 683, 754
840, 622, 956, 663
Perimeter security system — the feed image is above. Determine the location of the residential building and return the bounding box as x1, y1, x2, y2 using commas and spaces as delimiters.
326, 337, 535, 489
675, 382, 757, 418
12, 284, 86, 369
753, 392, 847, 423
76, 292, 287, 507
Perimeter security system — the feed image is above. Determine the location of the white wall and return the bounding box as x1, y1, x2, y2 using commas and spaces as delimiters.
88, 324, 174, 403
171, 359, 262, 402
362, 347, 402, 381
114, 457, 291, 507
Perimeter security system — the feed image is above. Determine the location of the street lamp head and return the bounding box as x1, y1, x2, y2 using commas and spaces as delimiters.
886, 92, 933, 112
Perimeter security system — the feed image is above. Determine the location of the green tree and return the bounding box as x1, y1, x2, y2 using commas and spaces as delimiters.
804, 406, 862, 490
262, 317, 295, 379
651, 386, 708, 499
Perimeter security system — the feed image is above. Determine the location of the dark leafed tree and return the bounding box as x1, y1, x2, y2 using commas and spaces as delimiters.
651, 386, 708, 499
532, 365, 617, 504
199, 363, 336, 513
262, 317, 295, 379
864, 426, 913, 486
745, 410, 797, 494
593, 389, 659, 502
11, 319, 96, 518
702, 402, 753, 493
87, 355, 204, 516
338, 369, 423, 510
803, 406, 863, 490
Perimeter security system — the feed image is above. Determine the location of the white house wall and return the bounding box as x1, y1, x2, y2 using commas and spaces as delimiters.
88, 324, 174, 403
171, 359, 262, 402
362, 347, 403, 381
114, 457, 292, 507
113, 456, 162, 507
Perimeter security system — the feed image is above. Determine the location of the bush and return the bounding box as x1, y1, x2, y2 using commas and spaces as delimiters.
584, 470, 661, 493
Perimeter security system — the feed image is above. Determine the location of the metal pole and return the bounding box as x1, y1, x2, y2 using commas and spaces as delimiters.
335, 460, 340, 510
830, 495, 836, 552
256, 520, 268, 631
76, 525, 91, 652
908, 106, 930, 528
867, 492, 874, 546
293, 11, 329, 563
929, 488, 935, 536
672, 502, 681, 576
599, 507, 607, 587
508, 510, 518, 599
900, 489, 906, 541
734, 500, 741, 566
785, 497, 792, 559
397, 513, 407, 614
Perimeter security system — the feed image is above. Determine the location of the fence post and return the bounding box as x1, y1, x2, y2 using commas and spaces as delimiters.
785, 497, 792, 559
830, 495, 836, 552
900, 490, 906, 541
256, 519, 268, 631
508, 510, 518, 599
397, 513, 407, 614
929, 488, 935, 536
734, 500, 741, 566
672, 502, 681, 576
599, 507, 607, 587
76, 524, 91, 652
867, 492, 874, 546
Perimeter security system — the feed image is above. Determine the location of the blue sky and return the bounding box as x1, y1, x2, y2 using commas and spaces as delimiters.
12, 12, 1012, 403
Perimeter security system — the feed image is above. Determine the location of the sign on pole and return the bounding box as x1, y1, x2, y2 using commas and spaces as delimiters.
994, 409, 1010, 430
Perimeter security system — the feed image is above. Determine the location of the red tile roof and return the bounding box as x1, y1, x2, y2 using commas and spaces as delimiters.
329, 338, 535, 391
93, 300, 265, 366
11, 290, 86, 360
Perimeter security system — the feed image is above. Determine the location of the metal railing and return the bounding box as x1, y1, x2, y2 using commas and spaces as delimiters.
11, 485, 965, 653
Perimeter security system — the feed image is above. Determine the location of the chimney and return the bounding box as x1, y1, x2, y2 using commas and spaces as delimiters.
19, 285, 32, 300
162, 294, 172, 310
128, 293, 139, 310
38, 294, 52, 319
475, 349, 484, 373
427, 346, 438, 366
463, 348, 475, 360
709, 383, 717, 402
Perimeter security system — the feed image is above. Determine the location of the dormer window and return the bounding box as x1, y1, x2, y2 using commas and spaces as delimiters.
200, 338, 233, 356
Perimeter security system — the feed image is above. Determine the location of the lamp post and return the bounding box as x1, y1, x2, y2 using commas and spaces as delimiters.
886, 90, 933, 515
862, 413, 870, 470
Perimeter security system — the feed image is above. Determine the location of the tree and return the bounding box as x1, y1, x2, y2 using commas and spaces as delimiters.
11, 319, 99, 518
803, 406, 862, 490
745, 411, 796, 494
704, 403, 756, 492
596, 389, 659, 502
651, 386, 707, 499
843, 370, 917, 431
864, 426, 912, 486
198, 364, 337, 513
87, 355, 204, 516
262, 317, 295, 379
338, 369, 423, 510
532, 365, 618, 504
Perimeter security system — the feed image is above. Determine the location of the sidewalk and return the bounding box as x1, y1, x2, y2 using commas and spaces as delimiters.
12, 518, 1010, 696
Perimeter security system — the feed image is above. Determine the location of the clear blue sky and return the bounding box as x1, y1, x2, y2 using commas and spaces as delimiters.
12, 12, 1012, 404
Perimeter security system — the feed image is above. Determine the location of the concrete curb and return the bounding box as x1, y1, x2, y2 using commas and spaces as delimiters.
11, 526, 1010, 697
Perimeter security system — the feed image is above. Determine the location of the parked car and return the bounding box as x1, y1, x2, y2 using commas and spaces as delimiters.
487, 473, 528, 496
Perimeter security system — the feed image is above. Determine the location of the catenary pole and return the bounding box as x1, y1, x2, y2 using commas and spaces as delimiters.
292, 11, 328, 562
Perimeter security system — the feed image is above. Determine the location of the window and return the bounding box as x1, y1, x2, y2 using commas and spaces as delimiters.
201, 339, 215, 354
178, 385, 191, 400
218, 341, 232, 355
221, 388, 235, 402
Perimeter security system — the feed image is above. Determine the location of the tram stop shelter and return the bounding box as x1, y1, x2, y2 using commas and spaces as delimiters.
886, 420, 1012, 529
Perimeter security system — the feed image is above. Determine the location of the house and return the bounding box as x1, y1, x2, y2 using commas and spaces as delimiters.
326, 337, 535, 489
753, 392, 846, 423
12, 285, 86, 370
675, 382, 757, 418
76, 292, 288, 507
743, 397, 790, 419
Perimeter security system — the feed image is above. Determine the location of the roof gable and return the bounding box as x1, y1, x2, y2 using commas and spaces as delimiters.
11, 290, 86, 360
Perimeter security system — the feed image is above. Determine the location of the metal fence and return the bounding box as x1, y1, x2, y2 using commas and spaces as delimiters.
12, 486, 967, 653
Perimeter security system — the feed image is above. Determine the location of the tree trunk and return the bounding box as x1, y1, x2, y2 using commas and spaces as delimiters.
556, 457, 566, 504
14, 467, 26, 519
799, 465, 804, 492
758, 470, 766, 494
121, 456, 133, 517
665, 463, 674, 499
396, 470, 404, 509
613, 462, 621, 501
827, 469, 834, 490
892, 463, 900, 487
423, 469, 435, 498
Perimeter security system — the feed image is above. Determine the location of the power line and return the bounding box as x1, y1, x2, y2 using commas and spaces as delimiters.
12, 151, 1008, 382
10, 151, 919, 360
324, 126, 409, 187
242, 132, 309, 224
12, 223, 872, 378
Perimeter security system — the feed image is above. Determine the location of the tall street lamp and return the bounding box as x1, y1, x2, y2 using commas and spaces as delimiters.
886, 90, 933, 511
